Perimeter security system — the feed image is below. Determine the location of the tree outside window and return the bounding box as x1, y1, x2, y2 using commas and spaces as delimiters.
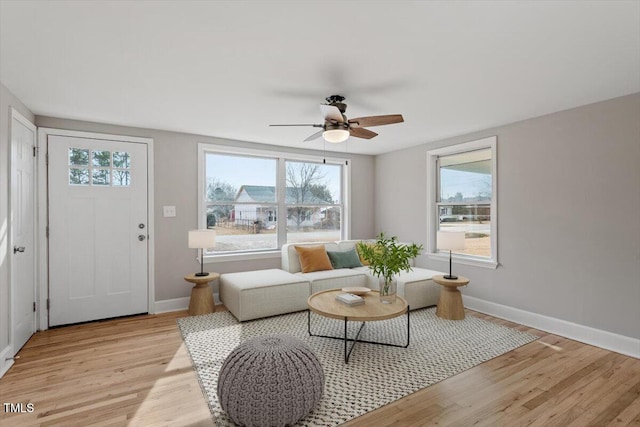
201, 149, 346, 254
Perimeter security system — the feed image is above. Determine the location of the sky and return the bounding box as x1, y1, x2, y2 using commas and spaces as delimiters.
206, 154, 341, 200
440, 169, 492, 201
207, 154, 276, 188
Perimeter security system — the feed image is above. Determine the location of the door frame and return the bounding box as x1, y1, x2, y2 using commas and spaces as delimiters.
37, 128, 155, 330
8, 107, 37, 359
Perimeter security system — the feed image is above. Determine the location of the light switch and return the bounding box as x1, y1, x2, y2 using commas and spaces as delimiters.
163, 205, 176, 217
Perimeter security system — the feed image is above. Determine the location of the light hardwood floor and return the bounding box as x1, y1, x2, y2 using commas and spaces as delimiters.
1, 307, 639, 426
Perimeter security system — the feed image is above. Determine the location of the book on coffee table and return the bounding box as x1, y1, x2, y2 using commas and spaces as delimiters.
336, 293, 365, 306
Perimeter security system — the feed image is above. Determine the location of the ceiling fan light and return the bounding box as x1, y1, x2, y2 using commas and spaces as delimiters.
323, 129, 350, 143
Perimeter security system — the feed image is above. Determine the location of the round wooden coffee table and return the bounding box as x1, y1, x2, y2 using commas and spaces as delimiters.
307, 289, 409, 363
432, 275, 470, 320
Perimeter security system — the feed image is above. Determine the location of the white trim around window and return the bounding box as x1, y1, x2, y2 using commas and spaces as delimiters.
426, 136, 498, 269
197, 143, 351, 263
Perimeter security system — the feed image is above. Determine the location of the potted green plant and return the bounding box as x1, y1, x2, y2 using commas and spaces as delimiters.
357, 233, 423, 304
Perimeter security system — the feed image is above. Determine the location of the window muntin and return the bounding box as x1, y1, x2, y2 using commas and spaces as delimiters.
428, 137, 497, 266
68, 148, 131, 187
201, 149, 346, 256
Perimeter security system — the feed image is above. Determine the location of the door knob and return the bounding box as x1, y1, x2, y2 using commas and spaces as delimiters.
138, 235, 146, 241
13, 246, 25, 254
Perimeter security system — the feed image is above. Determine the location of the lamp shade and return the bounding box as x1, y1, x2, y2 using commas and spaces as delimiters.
323, 129, 350, 143
437, 231, 465, 251
188, 229, 216, 249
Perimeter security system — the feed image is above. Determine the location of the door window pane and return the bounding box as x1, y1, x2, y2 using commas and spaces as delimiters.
113, 170, 131, 187
92, 150, 111, 167
69, 148, 89, 166
69, 168, 90, 185
113, 151, 130, 168
92, 169, 110, 185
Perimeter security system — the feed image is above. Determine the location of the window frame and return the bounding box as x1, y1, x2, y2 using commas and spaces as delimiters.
197, 143, 350, 262
426, 136, 498, 269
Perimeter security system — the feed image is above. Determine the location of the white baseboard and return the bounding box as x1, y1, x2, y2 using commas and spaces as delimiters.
154, 293, 220, 314
154, 297, 190, 314
0, 345, 15, 379
463, 295, 640, 359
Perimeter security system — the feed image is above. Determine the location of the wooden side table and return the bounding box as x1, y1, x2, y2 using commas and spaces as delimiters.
184, 272, 219, 316
432, 275, 470, 320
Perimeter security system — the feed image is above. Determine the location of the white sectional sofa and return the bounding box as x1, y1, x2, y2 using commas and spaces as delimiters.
219, 240, 445, 321
219, 269, 310, 322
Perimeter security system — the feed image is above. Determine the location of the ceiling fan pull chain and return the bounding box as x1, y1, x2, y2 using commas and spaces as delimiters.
323, 140, 326, 163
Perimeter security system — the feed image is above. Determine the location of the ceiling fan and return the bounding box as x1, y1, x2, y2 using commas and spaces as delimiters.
270, 95, 404, 143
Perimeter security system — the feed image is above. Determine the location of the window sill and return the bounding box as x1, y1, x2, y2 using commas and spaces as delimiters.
427, 253, 498, 269
203, 250, 282, 264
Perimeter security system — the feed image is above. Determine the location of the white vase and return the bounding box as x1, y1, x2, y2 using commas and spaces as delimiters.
379, 279, 397, 304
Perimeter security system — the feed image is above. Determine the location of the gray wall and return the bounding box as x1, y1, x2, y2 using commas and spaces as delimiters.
34, 116, 376, 302
3, 83, 637, 345
375, 93, 640, 339
0, 83, 35, 354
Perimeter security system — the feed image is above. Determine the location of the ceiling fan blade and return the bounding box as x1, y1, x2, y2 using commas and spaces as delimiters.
349, 127, 378, 139
303, 130, 325, 142
319, 104, 344, 123
348, 114, 404, 127
270, 124, 324, 127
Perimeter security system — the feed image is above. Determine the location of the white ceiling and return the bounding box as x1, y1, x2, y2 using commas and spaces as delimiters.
1, 1, 639, 155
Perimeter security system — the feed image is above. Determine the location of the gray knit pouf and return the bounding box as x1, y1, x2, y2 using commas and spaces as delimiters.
217, 334, 324, 427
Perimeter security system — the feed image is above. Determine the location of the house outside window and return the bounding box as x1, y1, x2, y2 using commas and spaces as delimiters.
426, 136, 498, 268
198, 144, 347, 259
285, 160, 341, 244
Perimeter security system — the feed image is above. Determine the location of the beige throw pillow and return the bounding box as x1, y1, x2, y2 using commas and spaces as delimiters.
295, 245, 333, 273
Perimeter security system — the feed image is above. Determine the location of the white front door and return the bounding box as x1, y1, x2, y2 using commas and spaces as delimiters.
11, 109, 37, 352
48, 135, 149, 326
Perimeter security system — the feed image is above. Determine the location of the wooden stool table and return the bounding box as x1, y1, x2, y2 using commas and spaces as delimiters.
432, 275, 470, 320
184, 272, 219, 316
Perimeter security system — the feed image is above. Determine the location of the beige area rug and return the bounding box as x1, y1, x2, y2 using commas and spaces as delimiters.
177, 307, 537, 426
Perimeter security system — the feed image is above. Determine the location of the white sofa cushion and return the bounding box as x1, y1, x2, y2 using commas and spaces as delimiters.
396, 268, 443, 283
220, 269, 310, 321
351, 266, 382, 289
335, 240, 360, 251
396, 267, 443, 310
295, 268, 366, 293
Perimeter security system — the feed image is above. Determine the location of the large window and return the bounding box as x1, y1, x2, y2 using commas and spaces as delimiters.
427, 136, 497, 267
285, 161, 342, 244
198, 145, 347, 257
205, 153, 278, 252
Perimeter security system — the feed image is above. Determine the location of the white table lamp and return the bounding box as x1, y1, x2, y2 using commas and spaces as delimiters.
188, 229, 216, 276
437, 231, 465, 280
